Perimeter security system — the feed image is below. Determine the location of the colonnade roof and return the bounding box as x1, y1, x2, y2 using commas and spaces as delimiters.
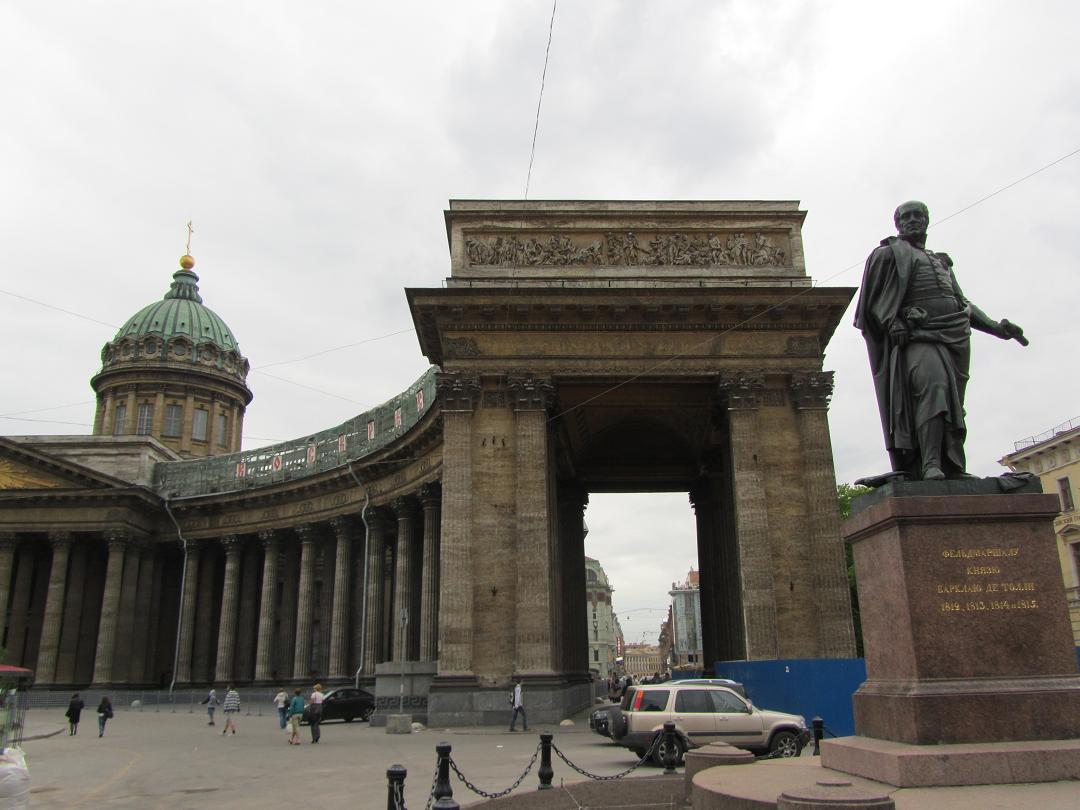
153, 367, 437, 499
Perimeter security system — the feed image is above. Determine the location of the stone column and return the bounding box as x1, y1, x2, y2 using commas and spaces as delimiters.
254, 530, 279, 682
215, 535, 243, 683
689, 482, 720, 672
0, 533, 16, 647
417, 484, 441, 663
790, 372, 857, 657
193, 541, 218, 682
434, 372, 480, 677
391, 498, 417, 663
34, 531, 72, 684
175, 540, 202, 684
92, 531, 129, 684
277, 541, 299, 678
6, 543, 36, 664
558, 485, 589, 674
112, 540, 143, 683
292, 524, 318, 679
129, 543, 156, 684
508, 375, 556, 674
719, 371, 779, 660
327, 517, 352, 679
360, 511, 389, 675
56, 544, 88, 683
235, 543, 260, 682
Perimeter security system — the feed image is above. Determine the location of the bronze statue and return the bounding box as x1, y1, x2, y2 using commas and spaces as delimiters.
854, 201, 1027, 482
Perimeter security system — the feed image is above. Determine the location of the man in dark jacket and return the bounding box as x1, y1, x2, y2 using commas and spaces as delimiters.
854, 201, 1026, 481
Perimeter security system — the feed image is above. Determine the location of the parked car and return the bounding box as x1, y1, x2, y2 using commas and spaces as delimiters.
301, 688, 375, 724
610, 683, 807, 765
589, 702, 621, 738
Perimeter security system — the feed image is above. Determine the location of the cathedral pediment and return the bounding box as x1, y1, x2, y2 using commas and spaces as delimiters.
0, 438, 131, 492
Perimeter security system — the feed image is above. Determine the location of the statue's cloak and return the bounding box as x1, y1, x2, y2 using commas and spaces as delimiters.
853, 236, 971, 473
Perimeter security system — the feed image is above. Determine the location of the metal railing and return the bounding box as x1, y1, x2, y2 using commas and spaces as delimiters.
1013, 416, 1080, 452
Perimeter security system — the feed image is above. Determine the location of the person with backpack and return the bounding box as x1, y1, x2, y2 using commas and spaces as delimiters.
96, 696, 113, 738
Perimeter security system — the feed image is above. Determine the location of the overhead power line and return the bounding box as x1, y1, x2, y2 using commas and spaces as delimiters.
524, 0, 558, 199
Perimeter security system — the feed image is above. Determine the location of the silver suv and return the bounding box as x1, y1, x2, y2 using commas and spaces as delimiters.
610, 683, 808, 764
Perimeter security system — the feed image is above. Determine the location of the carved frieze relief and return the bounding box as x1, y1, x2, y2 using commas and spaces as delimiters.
464, 230, 790, 268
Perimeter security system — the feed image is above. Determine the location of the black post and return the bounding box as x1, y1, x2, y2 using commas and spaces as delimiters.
386, 764, 407, 810
662, 721, 678, 774
432, 799, 460, 810
433, 741, 453, 800
538, 731, 554, 790
812, 716, 823, 756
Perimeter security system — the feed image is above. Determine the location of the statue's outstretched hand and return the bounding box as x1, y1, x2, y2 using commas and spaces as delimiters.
1001, 319, 1028, 346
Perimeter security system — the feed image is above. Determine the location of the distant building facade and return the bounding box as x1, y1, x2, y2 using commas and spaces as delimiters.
585, 556, 619, 679
623, 643, 662, 680
669, 568, 704, 670
1000, 417, 1080, 644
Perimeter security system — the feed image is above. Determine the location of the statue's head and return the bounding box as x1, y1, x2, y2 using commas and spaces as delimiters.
894, 201, 929, 237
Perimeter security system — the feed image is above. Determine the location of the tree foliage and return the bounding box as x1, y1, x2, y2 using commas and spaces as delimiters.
838, 483, 871, 657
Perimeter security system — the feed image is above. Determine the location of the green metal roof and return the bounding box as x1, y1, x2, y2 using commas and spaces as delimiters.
114, 267, 240, 353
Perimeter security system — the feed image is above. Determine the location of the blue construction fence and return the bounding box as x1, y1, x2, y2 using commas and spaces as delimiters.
713, 658, 867, 737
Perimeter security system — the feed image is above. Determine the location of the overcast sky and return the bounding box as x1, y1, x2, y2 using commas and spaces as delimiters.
2, 1, 1078, 649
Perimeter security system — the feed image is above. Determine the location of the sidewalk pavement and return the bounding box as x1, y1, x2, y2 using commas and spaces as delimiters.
18, 705, 668, 809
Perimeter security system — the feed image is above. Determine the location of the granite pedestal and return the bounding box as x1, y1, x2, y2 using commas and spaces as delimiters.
821, 480, 1080, 786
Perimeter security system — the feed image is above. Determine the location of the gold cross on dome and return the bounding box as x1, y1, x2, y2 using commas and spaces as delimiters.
186, 221, 194, 254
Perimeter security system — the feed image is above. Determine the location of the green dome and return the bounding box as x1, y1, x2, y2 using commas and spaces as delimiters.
115, 267, 240, 352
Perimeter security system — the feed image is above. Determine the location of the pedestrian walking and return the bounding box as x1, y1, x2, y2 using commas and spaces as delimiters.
508, 678, 527, 732
65, 693, 84, 736
202, 686, 219, 725
96, 696, 113, 738
273, 688, 288, 730
222, 685, 240, 735
286, 688, 304, 745
308, 683, 325, 744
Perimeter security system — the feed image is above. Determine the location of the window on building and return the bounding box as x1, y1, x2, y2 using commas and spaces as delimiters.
113, 403, 127, 435
217, 412, 228, 446
136, 403, 153, 435
1059, 477, 1075, 512
163, 404, 182, 437
593, 649, 599, 662
192, 408, 208, 441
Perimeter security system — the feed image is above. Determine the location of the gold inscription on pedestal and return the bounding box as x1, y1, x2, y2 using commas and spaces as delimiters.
936, 546, 1039, 614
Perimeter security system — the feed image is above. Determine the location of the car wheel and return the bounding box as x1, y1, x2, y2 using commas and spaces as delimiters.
361, 707, 374, 722
769, 730, 800, 758
343, 715, 354, 723
631, 748, 647, 760
651, 734, 685, 767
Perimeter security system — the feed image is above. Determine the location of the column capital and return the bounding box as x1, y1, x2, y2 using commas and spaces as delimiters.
294, 523, 318, 545
47, 531, 73, 549
184, 538, 203, 555
558, 483, 589, 512
391, 496, 418, 520
220, 534, 243, 555
688, 481, 715, 513
435, 372, 481, 412
718, 370, 766, 410
507, 374, 556, 411
418, 482, 442, 509
328, 515, 351, 539
258, 528, 278, 550
788, 370, 835, 409
104, 529, 130, 550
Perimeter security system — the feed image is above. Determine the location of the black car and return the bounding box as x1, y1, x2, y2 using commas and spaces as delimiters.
301, 688, 375, 724
589, 703, 622, 738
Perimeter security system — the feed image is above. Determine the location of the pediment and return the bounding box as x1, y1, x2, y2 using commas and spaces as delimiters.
0, 438, 131, 492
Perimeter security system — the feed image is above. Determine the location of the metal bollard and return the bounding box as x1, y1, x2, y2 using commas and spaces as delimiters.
538, 731, 553, 790
812, 716, 823, 756
662, 721, 678, 774
386, 764, 407, 810
433, 741, 453, 800
432, 798, 459, 810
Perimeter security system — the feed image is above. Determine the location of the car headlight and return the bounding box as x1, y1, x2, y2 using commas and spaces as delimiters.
796, 716, 807, 729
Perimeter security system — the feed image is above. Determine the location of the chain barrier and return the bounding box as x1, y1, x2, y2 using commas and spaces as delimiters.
421, 761, 441, 810
550, 731, 662, 781
392, 780, 406, 810
448, 743, 540, 800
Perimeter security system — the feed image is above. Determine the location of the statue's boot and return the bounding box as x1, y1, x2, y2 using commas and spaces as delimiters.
918, 416, 946, 480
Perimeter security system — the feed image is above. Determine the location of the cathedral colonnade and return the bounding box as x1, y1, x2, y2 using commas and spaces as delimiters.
0, 487, 442, 690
